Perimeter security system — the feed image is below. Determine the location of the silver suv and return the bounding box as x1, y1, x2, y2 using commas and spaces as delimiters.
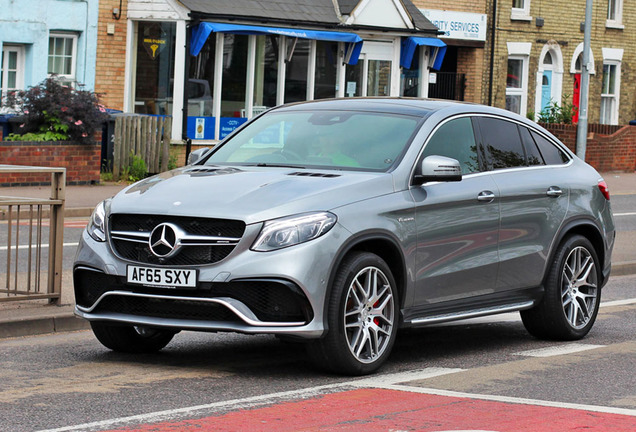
74, 98, 615, 375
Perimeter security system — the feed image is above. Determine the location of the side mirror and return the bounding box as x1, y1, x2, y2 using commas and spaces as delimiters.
187, 147, 210, 165
413, 155, 462, 185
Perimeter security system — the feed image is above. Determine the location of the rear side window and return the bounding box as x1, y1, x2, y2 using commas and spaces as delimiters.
422, 117, 481, 174
518, 126, 544, 166
478, 117, 526, 169
530, 131, 570, 165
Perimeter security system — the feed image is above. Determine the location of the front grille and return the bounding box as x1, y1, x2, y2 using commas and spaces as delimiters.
74, 269, 313, 324
109, 214, 245, 265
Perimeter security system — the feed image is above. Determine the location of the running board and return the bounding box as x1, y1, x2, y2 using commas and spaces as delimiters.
408, 301, 535, 326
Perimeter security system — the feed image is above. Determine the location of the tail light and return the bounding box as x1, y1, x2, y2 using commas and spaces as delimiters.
598, 180, 610, 201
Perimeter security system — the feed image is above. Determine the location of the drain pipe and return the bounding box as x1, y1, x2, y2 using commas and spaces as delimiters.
488, 0, 497, 106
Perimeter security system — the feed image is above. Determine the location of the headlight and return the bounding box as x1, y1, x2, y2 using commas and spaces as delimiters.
87, 200, 107, 242
252, 212, 337, 252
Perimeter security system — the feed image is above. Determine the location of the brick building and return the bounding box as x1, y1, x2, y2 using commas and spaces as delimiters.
488, 0, 634, 125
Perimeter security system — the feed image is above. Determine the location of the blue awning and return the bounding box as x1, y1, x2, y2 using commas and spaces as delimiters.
400, 37, 447, 71
191, 22, 364, 65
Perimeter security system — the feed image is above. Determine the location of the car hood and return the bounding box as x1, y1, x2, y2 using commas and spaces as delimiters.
108, 166, 395, 224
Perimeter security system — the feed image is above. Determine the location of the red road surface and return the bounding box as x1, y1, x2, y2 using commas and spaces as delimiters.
105, 388, 636, 432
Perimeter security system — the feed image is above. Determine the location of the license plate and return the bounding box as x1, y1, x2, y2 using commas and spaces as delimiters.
127, 265, 197, 288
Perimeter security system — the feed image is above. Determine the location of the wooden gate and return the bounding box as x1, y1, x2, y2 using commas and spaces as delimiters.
112, 115, 172, 179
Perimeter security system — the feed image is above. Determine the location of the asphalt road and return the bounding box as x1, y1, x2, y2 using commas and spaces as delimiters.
0, 274, 634, 431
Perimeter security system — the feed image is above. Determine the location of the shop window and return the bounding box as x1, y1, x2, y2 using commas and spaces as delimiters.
314, 41, 338, 100
254, 35, 278, 110
400, 46, 420, 97
345, 61, 363, 97
134, 22, 176, 116
188, 32, 215, 117
48, 33, 78, 86
285, 39, 310, 103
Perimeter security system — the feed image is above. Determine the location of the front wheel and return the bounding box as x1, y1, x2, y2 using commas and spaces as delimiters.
521, 235, 601, 340
307, 252, 399, 375
90, 322, 175, 353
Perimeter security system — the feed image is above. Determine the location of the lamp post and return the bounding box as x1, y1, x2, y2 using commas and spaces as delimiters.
576, 0, 593, 160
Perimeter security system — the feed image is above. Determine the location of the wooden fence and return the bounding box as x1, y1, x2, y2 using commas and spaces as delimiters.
112, 115, 172, 179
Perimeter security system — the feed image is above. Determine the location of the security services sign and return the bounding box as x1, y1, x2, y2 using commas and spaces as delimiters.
421, 10, 487, 41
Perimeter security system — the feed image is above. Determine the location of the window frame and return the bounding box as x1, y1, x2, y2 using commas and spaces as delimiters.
506, 55, 529, 116
48, 32, 79, 86
599, 48, 623, 125
1, 44, 25, 104
511, 0, 532, 21
606, 0, 624, 29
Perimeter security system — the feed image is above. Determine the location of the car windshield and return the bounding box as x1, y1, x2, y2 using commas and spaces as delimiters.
204, 110, 420, 171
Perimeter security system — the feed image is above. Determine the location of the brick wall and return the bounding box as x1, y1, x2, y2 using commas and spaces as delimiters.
0, 142, 101, 186
95, 0, 128, 111
542, 124, 636, 172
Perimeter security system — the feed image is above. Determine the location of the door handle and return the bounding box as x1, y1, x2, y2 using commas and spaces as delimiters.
477, 191, 495, 202
547, 186, 563, 197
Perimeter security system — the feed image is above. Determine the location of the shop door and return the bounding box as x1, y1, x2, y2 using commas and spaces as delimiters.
345, 41, 395, 97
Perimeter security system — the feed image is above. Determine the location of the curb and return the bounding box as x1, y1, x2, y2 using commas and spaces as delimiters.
612, 260, 636, 277
0, 314, 89, 339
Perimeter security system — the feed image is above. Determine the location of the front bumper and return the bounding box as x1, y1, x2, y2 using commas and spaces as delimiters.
74, 220, 348, 338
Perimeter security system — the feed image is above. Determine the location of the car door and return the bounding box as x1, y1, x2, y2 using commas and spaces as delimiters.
476, 116, 570, 291
410, 116, 501, 308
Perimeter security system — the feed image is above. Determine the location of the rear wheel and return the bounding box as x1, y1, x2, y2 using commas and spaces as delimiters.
90, 322, 175, 353
521, 235, 601, 340
307, 252, 398, 375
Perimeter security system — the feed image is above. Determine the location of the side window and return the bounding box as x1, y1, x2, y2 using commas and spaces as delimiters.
518, 126, 544, 166
478, 117, 526, 169
422, 117, 480, 174
530, 130, 570, 165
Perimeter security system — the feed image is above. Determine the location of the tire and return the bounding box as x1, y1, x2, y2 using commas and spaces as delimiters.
521, 235, 601, 340
307, 252, 399, 375
90, 322, 175, 353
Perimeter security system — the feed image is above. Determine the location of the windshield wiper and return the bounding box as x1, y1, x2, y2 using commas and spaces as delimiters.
250, 163, 306, 169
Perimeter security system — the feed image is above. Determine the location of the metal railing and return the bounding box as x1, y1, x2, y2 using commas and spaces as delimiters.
0, 165, 65, 304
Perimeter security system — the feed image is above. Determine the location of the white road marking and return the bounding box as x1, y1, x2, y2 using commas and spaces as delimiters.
613, 212, 636, 217
602, 298, 636, 307
372, 384, 636, 417
513, 343, 604, 358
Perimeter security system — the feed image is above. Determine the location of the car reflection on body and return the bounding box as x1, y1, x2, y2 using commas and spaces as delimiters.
74, 98, 615, 375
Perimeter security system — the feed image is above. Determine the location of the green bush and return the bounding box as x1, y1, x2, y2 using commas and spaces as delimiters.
537, 97, 578, 124
4, 77, 108, 143
128, 153, 148, 182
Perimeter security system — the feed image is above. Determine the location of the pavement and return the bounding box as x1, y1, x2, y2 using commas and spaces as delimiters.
1, 173, 635, 339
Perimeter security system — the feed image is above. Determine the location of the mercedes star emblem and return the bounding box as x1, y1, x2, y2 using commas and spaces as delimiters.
149, 223, 182, 258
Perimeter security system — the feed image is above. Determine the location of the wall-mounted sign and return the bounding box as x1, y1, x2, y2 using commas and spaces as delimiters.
421, 9, 488, 42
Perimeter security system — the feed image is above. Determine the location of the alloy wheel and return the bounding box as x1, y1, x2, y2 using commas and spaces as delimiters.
561, 246, 598, 329
344, 266, 395, 363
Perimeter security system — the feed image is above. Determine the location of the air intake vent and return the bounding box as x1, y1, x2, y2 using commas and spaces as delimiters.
288, 172, 340, 178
